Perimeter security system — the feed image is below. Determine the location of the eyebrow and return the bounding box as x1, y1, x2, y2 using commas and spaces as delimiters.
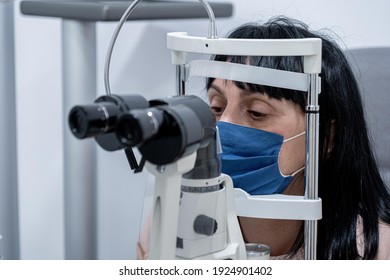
208, 83, 224, 95
209, 82, 263, 97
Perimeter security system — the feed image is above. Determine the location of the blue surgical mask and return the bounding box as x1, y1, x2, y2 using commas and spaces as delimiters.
217, 121, 305, 195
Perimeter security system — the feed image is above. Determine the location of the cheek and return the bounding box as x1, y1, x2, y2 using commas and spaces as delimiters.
278, 136, 306, 175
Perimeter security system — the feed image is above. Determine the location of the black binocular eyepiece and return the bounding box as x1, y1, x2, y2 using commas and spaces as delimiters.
68, 94, 149, 152
68, 94, 216, 166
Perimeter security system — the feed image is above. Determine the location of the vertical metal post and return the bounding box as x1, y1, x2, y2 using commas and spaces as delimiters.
304, 73, 320, 260
176, 65, 186, 96
0, 0, 20, 260
62, 20, 97, 259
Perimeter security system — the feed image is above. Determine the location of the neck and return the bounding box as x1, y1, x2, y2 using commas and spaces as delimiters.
238, 170, 305, 256
283, 170, 305, 195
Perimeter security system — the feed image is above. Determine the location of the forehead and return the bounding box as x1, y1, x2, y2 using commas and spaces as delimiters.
208, 79, 269, 99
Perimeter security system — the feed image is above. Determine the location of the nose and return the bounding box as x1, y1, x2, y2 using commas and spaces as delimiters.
218, 105, 241, 125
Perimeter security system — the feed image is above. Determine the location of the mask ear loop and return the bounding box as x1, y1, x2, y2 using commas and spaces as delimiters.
280, 163, 306, 178
279, 131, 306, 177
283, 131, 306, 143
290, 166, 305, 176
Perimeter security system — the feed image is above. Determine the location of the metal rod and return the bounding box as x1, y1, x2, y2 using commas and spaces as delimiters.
62, 20, 98, 259
176, 65, 186, 96
104, 0, 217, 97
0, 0, 20, 260
198, 0, 217, 38
104, 0, 143, 95
304, 73, 320, 259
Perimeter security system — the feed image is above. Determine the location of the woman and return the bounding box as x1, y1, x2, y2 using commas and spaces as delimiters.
137, 16, 390, 260
207, 16, 390, 259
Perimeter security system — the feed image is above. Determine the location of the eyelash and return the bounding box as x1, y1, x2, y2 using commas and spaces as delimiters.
210, 106, 223, 116
248, 110, 267, 120
210, 106, 267, 121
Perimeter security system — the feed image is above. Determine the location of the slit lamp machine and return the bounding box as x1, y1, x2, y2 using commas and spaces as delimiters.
67, 0, 322, 260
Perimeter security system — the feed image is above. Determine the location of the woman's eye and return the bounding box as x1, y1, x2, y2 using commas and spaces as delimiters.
248, 110, 267, 120
210, 106, 224, 116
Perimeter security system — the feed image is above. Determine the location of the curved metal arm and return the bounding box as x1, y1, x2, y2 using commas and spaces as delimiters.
198, 0, 217, 38
104, 0, 143, 96
104, 0, 217, 96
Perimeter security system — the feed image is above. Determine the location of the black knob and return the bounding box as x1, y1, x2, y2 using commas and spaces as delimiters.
193, 214, 218, 236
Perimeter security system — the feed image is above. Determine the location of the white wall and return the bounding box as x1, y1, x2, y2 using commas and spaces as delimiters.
14, 0, 390, 259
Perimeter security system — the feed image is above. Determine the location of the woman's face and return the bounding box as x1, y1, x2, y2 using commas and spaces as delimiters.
208, 79, 306, 176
